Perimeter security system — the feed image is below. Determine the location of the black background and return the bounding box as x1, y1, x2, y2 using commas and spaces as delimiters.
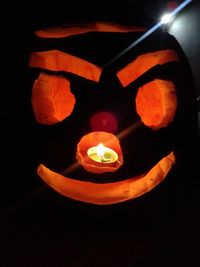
0, 1, 200, 266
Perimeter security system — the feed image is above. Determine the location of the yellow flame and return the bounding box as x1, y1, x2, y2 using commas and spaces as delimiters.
96, 143, 105, 157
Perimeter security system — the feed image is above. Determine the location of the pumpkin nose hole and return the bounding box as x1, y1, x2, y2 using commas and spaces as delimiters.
89, 111, 118, 133
76, 131, 123, 174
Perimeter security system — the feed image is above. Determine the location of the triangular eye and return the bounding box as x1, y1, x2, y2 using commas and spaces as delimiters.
136, 79, 177, 130
31, 73, 76, 125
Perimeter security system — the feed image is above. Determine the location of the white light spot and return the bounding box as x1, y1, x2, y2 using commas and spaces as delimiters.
160, 13, 173, 24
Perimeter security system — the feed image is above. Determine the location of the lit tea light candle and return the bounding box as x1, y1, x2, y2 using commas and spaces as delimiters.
87, 143, 118, 163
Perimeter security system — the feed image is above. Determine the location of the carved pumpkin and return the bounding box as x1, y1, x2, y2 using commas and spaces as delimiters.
28, 21, 196, 205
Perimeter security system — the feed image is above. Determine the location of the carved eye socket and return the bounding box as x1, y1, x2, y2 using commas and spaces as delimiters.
135, 79, 177, 130
31, 73, 76, 125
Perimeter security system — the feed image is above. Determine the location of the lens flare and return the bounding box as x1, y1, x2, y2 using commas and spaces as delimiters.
104, 0, 192, 68
160, 13, 173, 24
90, 111, 118, 133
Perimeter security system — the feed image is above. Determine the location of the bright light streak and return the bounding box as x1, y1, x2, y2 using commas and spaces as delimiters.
104, 0, 192, 68
117, 121, 143, 140
170, 0, 192, 17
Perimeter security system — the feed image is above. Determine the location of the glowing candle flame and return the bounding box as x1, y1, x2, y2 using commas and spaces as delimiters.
87, 143, 118, 164
97, 143, 104, 158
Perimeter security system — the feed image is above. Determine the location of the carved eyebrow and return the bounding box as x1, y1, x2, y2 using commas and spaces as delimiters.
116, 49, 179, 87
35, 22, 145, 39
29, 49, 102, 82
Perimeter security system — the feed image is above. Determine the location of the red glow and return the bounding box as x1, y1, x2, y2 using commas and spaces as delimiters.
167, 1, 178, 10
90, 111, 118, 133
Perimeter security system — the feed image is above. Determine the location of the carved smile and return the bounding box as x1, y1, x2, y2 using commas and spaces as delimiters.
37, 151, 175, 205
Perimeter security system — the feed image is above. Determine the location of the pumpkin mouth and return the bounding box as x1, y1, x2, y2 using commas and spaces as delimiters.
37, 151, 175, 205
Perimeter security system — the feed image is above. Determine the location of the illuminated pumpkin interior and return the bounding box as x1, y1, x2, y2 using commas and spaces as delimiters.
32, 73, 76, 125
38, 152, 175, 205
27, 21, 185, 205
116, 49, 178, 87
35, 21, 145, 38
136, 79, 177, 130
29, 50, 102, 82
76, 131, 123, 174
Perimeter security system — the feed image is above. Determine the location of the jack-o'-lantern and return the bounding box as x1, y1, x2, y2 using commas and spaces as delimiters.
27, 16, 197, 205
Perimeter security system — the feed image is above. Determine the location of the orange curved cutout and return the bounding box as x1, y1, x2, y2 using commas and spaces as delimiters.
38, 152, 175, 205
29, 50, 102, 82
32, 73, 76, 125
117, 50, 179, 87
136, 79, 177, 130
76, 132, 123, 174
35, 22, 145, 38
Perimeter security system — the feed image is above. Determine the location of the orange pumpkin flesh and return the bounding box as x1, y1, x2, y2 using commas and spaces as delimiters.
76, 132, 123, 174
29, 50, 102, 82
31, 73, 76, 125
136, 79, 177, 130
117, 50, 179, 87
38, 152, 175, 205
35, 22, 145, 38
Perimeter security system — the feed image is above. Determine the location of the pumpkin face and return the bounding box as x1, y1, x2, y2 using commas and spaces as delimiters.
28, 22, 196, 205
